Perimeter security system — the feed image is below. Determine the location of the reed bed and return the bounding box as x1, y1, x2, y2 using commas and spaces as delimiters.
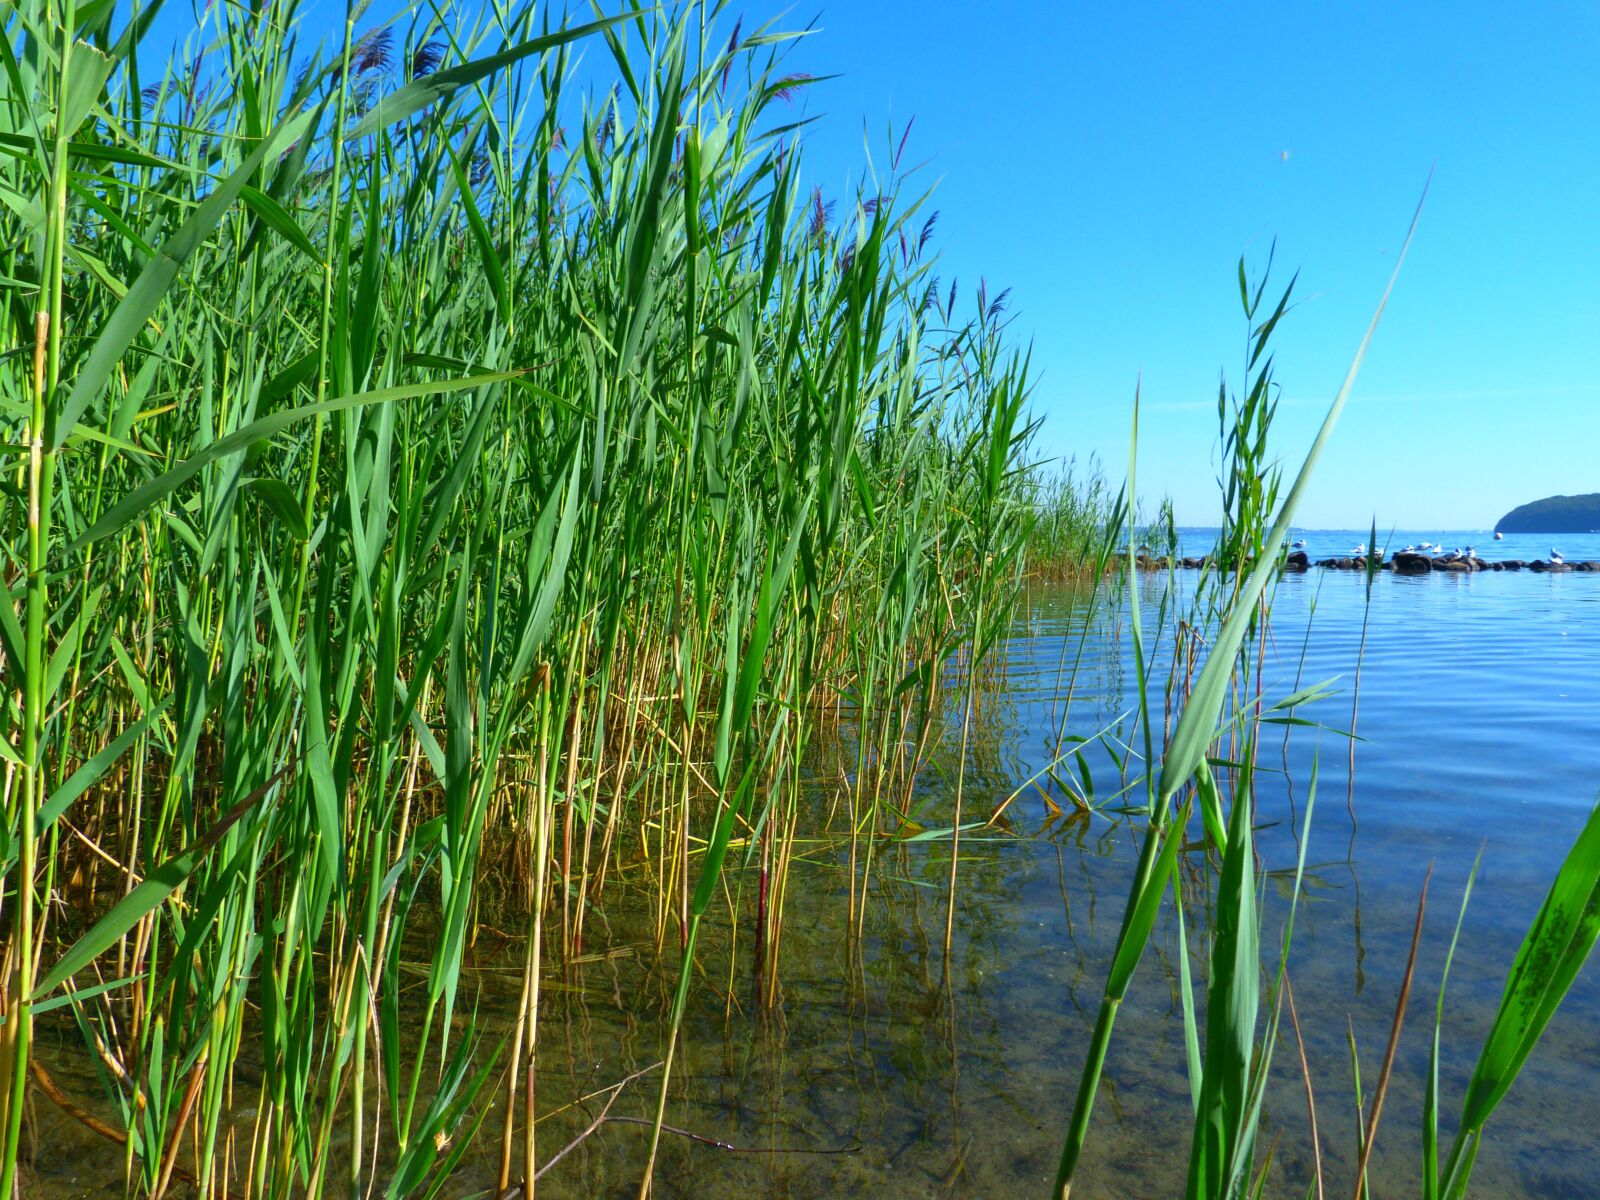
0, 2, 1109, 1194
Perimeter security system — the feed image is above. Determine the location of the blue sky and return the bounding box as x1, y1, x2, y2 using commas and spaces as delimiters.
147, 0, 1600, 527
747, 0, 1600, 529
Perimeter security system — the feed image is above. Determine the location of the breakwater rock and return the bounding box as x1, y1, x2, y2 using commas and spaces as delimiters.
1119, 554, 1600, 574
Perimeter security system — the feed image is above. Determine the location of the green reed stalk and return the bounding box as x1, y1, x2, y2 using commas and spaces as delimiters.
1053, 188, 1427, 1198
2, 6, 76, 1191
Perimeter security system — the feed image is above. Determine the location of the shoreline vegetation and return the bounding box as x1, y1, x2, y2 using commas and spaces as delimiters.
1, 2, 1103, 1194
3, 3, 1597, 1199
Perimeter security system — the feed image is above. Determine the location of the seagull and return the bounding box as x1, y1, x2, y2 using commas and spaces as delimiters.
1418, 541, 1434, 551
1441, 547, 1463, 561
1401, 544, 1416, 554
1352, 542, 1367, 556
1551, 548, 1566, 564
1465, 545, 1477, 559
1493, 531, 1504, 540
1292, 538, 1307, 549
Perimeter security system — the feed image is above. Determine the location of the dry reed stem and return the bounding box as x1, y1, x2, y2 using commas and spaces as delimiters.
1285, 972, 1324, 1200
1349, 865, 1432, 1199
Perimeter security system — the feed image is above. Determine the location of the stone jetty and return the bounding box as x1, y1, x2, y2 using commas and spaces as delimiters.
1312, 551, 1600, 573
1116, 551, 1600, 574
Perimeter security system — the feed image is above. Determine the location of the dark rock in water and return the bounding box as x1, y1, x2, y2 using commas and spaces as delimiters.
1334, 557, 1355, 569
1316, 557, 1338, 568
1434, 559, 1470, 571
1580, 561, 1600, 571
1182, 556, 1203, 569
1531, 560, 1574, 572
1285, 551, 1310, 570
1500, 560, 1524, 570
1391, 552, 1432, 575
1489, 561, 1504, 570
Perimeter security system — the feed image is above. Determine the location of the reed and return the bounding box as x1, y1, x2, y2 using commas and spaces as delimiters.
0, 2, 1108, 1195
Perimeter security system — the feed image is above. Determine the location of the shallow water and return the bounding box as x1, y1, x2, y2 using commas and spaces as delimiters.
31, 564, 1600, 1198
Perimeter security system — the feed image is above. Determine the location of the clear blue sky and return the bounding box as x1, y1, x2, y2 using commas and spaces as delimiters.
746, 0, 1600, 529
148, 0, 1600, 528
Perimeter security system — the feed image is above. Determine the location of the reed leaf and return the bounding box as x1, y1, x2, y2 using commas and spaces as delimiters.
1440, 800, 1600, 1195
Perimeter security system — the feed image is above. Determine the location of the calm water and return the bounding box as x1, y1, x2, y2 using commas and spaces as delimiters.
33, 565, 1600, 1197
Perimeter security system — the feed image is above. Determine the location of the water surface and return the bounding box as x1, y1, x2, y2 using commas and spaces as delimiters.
33, 567, 1600, 1198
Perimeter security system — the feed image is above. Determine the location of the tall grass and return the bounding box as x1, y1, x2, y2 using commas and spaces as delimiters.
0, 2, 1107, 1194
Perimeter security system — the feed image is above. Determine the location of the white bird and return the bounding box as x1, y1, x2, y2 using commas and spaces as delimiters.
1418, 541, 1434, 551
1551, 548, 1566, 564
1442, 547, 1462, 561
1401, 544, 1416, 554
1292, 538, 1307, 549
1494, 531, 1504, 540
1465, 545, 1477, 559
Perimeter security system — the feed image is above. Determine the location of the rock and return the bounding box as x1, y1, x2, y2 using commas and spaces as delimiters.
1285, 551, 1310, 570
1316, 557, 1339, 568
1434, 559, 1470, 571
1334, 557, 1355, 569
1500, 560, 1524, 570
1391, 551, 1432, 575
1580, 561, 1600, 572
1181, 556, 1203, 569
1489, 561, 1504, 570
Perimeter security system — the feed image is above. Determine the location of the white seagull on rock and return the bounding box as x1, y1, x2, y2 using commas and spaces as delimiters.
1551, 548, 1566, 564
